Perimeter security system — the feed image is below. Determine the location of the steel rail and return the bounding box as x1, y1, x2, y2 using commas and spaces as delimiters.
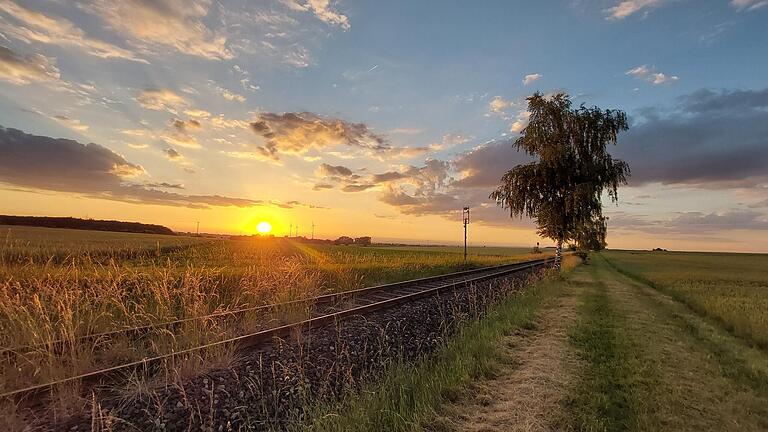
1, 257, 552, 403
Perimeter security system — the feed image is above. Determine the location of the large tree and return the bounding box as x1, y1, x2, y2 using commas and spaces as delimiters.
574, 215, 608, 252
490, 92, 629, 268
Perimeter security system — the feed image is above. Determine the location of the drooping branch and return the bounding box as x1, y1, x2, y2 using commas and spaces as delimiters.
491, 92, 630, 249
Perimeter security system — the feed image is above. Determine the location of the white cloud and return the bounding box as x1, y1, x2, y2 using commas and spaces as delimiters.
135, 88, 188, 112
626, 64, 678, 85
0, 45, 59, 85
184, 109, 211, 118
216, 86, 246, 102
432, 133, 470, 150
52, 115, 89, 132
489, 96, 511, 114
731, 0, 768, 10
221, 7, 317, 69
626, 64, 651, 77
280, 44, 312, 68
0, 1, 146, 62
522, 73, 542, 86
210, 115, 249, 130
651, 72, 678, 84
282, 0, 350, 29
83, 0, 231, 60
248, 111, 389, 161
487, 95, 529, 132
162, 133, 199, 149
605, 0, 665, 20
510, 110, 531, 133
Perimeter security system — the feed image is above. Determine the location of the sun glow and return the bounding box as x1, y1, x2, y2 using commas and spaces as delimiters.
256, 221, 272, 234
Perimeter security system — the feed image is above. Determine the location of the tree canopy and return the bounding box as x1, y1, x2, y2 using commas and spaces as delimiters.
490, 92, 629, 256
574, 215, 608, 252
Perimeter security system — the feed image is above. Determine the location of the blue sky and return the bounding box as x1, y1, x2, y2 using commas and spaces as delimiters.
1, 0, 767, 251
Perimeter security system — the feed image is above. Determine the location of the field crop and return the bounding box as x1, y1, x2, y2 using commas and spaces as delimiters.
0, 225, 210, 265
0, 225, 548, 424
602, 250, 768, 349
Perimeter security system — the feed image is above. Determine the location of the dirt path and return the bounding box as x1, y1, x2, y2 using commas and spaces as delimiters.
440, 278, 580, 432
437, 257, 768, 431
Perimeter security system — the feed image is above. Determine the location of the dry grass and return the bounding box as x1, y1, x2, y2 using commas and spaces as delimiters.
442, 283, 579, 432
0, 226, 547, 427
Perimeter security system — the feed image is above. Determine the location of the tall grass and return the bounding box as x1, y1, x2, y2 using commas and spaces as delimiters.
602, 250, 768, 349
0, 227, 547, 426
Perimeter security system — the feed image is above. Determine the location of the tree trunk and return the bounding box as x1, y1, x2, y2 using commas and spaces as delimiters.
555, 240, 562, 270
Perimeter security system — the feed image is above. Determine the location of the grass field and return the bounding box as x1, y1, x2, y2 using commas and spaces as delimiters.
0, 224, 209, 263
309, 250, 768, 431
11, 226, 764, 431
602, 250, 768, 349
0, 225, 549, 424
373, 245, 541, 256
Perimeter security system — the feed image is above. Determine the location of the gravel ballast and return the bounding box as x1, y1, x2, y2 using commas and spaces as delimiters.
53, 267, 547, 432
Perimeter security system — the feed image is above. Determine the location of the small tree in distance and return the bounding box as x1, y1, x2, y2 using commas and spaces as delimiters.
490, 92, 629, 268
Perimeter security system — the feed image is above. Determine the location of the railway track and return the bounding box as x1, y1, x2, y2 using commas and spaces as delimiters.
1, 257, 553, 404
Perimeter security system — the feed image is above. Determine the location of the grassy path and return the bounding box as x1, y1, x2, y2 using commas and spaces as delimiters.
565, 262, 659, 431
440, 255, 768, 431
441, 275, 579, 431
596, 254, 768, 431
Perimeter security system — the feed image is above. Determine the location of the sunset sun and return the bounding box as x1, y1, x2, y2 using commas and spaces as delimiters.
256, 221, 272, 234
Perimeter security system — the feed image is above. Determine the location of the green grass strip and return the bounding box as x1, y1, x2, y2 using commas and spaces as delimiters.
601, 254, 768, 396
567, 267, 645, 432
292, 273, 567, 432
600, 253, 768, 351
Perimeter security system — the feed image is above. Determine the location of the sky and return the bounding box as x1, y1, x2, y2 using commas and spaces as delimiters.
0, 0, 767, 252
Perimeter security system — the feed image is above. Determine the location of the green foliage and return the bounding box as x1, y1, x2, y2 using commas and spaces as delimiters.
490, 92, 629, 247
575, 215, 608, 251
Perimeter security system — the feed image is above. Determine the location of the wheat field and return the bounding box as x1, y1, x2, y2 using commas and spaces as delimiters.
602, 250, 768, 349
0, 225, 546, 422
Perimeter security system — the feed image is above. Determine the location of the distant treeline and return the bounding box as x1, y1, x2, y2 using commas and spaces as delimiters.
0, 215, 175, 235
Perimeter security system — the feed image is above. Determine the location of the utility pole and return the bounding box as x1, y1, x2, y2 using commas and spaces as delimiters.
311, 222, 315, 240
289, 223, 292, 238
296, 225, 299, 238
463, 206, 470, 264
196, 221, 200, 236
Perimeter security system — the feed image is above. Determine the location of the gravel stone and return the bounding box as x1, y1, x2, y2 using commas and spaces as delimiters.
42, 269, 544, 431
